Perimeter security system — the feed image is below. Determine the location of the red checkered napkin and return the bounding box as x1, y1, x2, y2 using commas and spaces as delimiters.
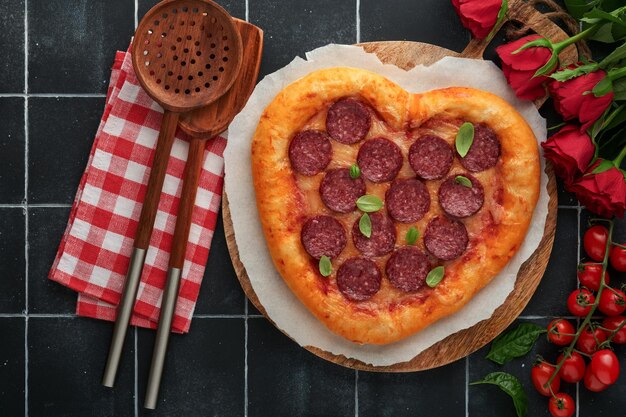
49, 50, 227, 333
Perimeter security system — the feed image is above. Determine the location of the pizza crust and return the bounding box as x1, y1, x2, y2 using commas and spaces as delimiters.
252, 67, 540, 345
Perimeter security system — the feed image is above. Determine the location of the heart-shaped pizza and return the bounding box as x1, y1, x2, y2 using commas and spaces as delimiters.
251, 67, 540, 345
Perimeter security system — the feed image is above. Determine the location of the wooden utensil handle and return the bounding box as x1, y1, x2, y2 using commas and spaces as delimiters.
134, 111, 180, 249
169, 138, 207, 269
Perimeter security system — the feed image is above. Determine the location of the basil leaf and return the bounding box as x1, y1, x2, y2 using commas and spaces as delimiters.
405, 227, 419, 245
593, 159, 615, 174
486, 323, 546, 365
455, 122, 474, 158
471, 372, 528, 417
319, 256, 332, 277
350, 164, 361, 179
485, 0, 507, 43
356, 195, 383, 212
426, 266, 445, 288
455, 175, 472, 188
359, 213, 372, 238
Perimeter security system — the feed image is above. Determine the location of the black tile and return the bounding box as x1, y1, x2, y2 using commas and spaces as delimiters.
0, 0, 25, 93
138, 0, 245, 22
194, 209, 245, 315
28, 0, 134, 94
248, 318, 355, 417
250, 0, 356, 78
360, 0, 468, 53
28, 207, 77, 314
28, 97, 104, 204
137, 318, 244, 415
358, 361, 465, 417
469, 318, 576, 417
0, 318, 25, 417
28, 317, 135, 417
0, 98, 25, 203
0, 208, 25, 313
579, 344, 626, 415
522, 208, 578, 316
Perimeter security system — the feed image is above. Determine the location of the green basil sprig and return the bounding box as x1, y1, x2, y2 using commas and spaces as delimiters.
455, 175, 472, 188
426, 266, 445, 288
359, 213, 372, 238
471, 372, 527, 417
486, 323, 546, 365
319, 256, 332, 277
405, 227, 419, 245
356, 195, 383, 212
455, 122, 475, 158
350, 164, 361, 179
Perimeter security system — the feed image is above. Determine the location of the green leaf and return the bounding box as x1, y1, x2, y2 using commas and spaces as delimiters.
603, 104, 626, 131
319, 256, 332, 277
600, 42, 626, 68
590, 23, 618, 43
471, 372, 528, 417
455, 175, 472, 188
565, 0, 601, 20
486, 323, 546, 365
533, 52, 559, 78
455, 122, 474, 158
593, 159, 615, 173
582, 7, 626, 25
349, 164, 360, 179
405, 227, 419, 245
613, 78, 626, 100
486, 0, 508, 43
356, 195, 383, 212
550, 63, 599, 82
426, 266, 445, 288
359, 213, 372, 238
593, 76, 613, 97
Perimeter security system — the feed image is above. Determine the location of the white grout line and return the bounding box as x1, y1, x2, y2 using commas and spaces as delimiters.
134, 327, 139, 417
355, 0, 360, 43
0, 93, 107, 98
134, 0, 139, 29
558, 205, 580, 209
465, 357, 469, 417
244, 298, 249, 417
354, 369, 359, 417
24, 0, 29, 414
0, 203, 72, 208
245, 0, 249, 22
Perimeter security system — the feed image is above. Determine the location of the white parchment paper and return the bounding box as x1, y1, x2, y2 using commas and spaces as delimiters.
224, 44, 549, 366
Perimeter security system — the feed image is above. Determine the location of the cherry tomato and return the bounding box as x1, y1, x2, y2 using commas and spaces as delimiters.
583, 225, 609, 261
557, 352, 586, 383
548, 392, 575, 417
602, 316, 626, 344
567, 288, 595, 317
591, 349, 620, 385
576, 326, 607, 355
598, 288, 626, 316
547, 319, 575, 346
610, 245, 626, 272
577, 263, 610, 291
531, 361, 560, 396
584, 364, 609, 392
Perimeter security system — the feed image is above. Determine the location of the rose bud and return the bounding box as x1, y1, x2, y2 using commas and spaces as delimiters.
541, 124, 595, 185
496, 35, 556, 100
549, 69, 614, 131
452, 0, 503, 40
567, 159, 626, 219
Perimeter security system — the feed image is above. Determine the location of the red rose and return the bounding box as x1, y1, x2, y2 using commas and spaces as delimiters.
541, 124, 595, 185
549, 69, 614, 131
567, 161, 626, 218
452, 0, 502, 39
496, 35, 555, 100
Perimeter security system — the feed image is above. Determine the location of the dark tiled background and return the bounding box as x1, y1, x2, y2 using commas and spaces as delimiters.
0, 0, 622, 416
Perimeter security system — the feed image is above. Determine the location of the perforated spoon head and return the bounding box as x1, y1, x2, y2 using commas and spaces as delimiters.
132, 0, 243, 113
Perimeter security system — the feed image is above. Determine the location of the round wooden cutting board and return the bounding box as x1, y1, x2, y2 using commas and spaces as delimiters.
222, 40, 560, 371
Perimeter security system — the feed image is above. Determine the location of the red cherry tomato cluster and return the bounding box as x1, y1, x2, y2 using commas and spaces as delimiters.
536, 224, 626, 417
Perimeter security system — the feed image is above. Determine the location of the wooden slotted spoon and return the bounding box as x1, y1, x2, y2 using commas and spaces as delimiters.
101, 0, 242, 409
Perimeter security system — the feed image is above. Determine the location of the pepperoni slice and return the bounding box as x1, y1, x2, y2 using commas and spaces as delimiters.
424, 216, 469, 261
408, 135, 453, 180
336, 257, 382, 301
385, 246, 431, 292
385, 178, 430, 223
301, 215, 347, 259
288, 130, 332, 176
326, 98, 372, 144
459, 124, 501, 172
352, 212, 396, 257
319, 168, 366, 213
357, 137, 403, 183
438, 174, 485, 218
